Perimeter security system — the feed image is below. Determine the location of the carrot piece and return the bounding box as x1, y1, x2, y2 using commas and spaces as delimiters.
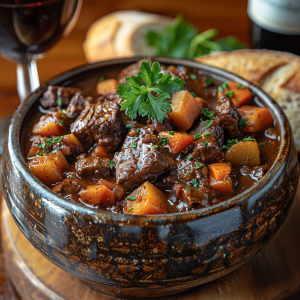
32, 110, 66, 136
158, 131, 195, 155
92, 145, 109, 158
98, 179, 125, 201
218, 82, 252, 107
168, 90, 202, 130
237, 106, 274, 132
209, 175, 234, 193
28, 153, 64, 184
62, 134, 85, 155
124, 182, 168, 215
79, 185, 115, 207
210, 163, 231, 181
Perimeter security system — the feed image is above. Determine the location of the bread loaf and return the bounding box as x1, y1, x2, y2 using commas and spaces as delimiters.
83, 11, 172, 63
196, 50, 300, 151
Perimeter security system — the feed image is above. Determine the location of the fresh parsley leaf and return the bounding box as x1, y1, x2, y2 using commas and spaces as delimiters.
259, 142, 266, 146
205, 77, 213, 86
225, 91, 235, 98
239, 118, 249, 129
202, 89, 207, 94
222, 82, 229, 89
187, 155, 192, 160
160, 137, 169, 146
70, 113, 77, 119
235, 84, 244, 89
206, 119, 213, 129
190, 73, 197, 80
243, 137, 256, 141
126, 124, 133, 129
128, 207, 134, 212
126, 195, 137, 200
222, 138, 239, 150
107, 161, 115, 169
135, 128, 140, 134
117, 61, 185, 122
223, 253, 227, 258
132, 142, 137, 148
187, 185, 191, 191
36, 151, 43, 156
194, 133, 201, 139
51, 150, 57, 154
235, 99, 240, 102
57, 98, 63, 106
196, 162, 203, 169
204, 132, 210, 137
44, 150, 49, 155
218, 86, 224, 93
191, 179, 198, 187
186, 171, 190, 176
201, 108, 214, 119
115, 152, 119, 156
203, 141, 208, 147
153, 145, 158, 148
59, 119, 64, 126
98, 75, 105, 82
191, 92, 197, 98
38, 142, 46, 150
169, 131, 174, 135
62, 109, 67, 117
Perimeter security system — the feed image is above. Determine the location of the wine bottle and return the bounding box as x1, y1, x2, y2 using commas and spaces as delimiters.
248, 0, 300, 56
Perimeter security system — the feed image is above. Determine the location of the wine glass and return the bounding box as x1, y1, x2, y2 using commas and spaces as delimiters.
0, 0, 82, 151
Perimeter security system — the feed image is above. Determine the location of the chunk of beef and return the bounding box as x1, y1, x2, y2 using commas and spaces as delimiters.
190, 119, 224, 146
213, 95, 243, 139
115, 129, 175, 191
66, 92, 93, 117
240, 165, 269, 181
177, 158, 208, 186
191, 136, 224, 161
95, 94, 123, 106
171, 184, 220, 209
152, 116, 176, 133
75, 154, 110, 178
55, 178, 84, 200
39, 86, 81, 109
70, 101, 124, 152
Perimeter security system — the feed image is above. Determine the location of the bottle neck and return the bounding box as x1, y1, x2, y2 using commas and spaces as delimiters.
248, 0, 300, 35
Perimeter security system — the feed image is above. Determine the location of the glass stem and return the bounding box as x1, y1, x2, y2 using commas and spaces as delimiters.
16, 57, 40, 102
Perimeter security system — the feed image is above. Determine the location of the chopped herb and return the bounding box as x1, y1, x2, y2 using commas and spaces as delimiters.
38, 142, 46, 150
153, 145, 158, 148
204, 132, 210, 137
235, 84, 244, 89
128, 208, 134, 212
186, 171, 190, 176
225, 90, 235, 98
222, 82, 229, 89
218, 86, 224, 93
239, 118, 249, 129
243, 137, 256, 141
203, 141, 208, 147
196, 162, 203, 169
187, 155, 192, 160
202, 89, 207, 93
126, 195, 137, 200
278, 146, 280, 149
189, 73, 197, 80
51, 150, 57, 154
117, 61, 185, 122
115, 152, 119, 155
135, 128, 140, 134
132, 142, 137, 148
194, 133, 201, 139
149, 158, 153, 161
160, 137, 169, 146
169, 131, 174, 135
53, 136, 63, 143
259, 143, 266, 146
201, 108, 214, 119
223, 253, 227, 258
191, 179, 198, 187
36, 152, 43, 156
206, 119, 213, 129
222, 138, 239, 150
126, 124, 133, 129
98, 75, 105, 82
62, 109, 67, 117
70, 113, 77, 119
205, 77, 213, 86
44, 150, 49, 155
187, 185, 191, 191
107, 160, 115, 169
191, 92, 197, 98
59, 119, 64, 126
57, 98, 63, 106
200, 117, 203, 122
235, 99, 240, 102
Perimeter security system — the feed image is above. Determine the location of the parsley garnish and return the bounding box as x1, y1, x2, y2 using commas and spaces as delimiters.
235, 84, 244, 89
153, 145, 158, 148
218, 86, 224, 93
225, 91, 235, 98
222, 82, 229, 89
128, 208, 134, 212
194, 133, 201, 139
259, 143, 266, 146
132, 142, 137, 148
62, 109, 67, 117
38, 136, 63, 151
187, 155, 192, 160
201, 108, 214, 119
235, 99, 240, 102
126, 195, 137, 200
107, 161, 115, 169
196, 162, 203, 169
57, 98, 63, 106
187, 185, 191, 191
169, 131, 174, 135
59, 119, 64, 126
206, 119, 213, 129
223, 253, 227, 258
98, 75, 105, 82
239, 118, 249, 129
204, 132, 210, 137
51, 150, 57, 154
135, 128, 140, 134
205, 77, 213, 86
243, 137, 256, 141
116, 61, 185, 122
191, 179, 198, 187
221, 138, 239, 150
36, 151, 43, 156
70, 113, 77, 118
126, 124, 133, 129
186, 171, 190, 176
190, 73, 197, 80
115, 152, 119, 155
191, 92, 197, 98
160, 137, 169, 146
203, 141, 208, 147
202, 89, 207, 94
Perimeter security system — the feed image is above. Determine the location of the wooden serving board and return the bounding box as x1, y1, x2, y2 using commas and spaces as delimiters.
2, 180, 300, 300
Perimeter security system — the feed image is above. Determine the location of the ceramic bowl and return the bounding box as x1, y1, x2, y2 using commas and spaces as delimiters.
1, 57, 299, 298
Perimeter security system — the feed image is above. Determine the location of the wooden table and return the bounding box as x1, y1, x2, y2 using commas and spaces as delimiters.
1, 0, 300, 299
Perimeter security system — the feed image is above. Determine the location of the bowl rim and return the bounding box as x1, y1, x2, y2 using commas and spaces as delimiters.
5, 56, 292, 221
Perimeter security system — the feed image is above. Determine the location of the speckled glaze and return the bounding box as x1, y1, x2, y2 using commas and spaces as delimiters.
1, 57, 299, 298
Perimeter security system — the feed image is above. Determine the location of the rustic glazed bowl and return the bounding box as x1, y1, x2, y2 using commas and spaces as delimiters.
1, 57, 299, 298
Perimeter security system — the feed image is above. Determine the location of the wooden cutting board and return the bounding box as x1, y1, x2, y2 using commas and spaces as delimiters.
2, 179, 300, 300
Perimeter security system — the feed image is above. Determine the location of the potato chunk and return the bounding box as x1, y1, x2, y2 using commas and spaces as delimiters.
168, 90, 201, 130
97, 79, 118, 96
225, 141, 260, 167
124, 182, 168, 215
79, 185, 115, 207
